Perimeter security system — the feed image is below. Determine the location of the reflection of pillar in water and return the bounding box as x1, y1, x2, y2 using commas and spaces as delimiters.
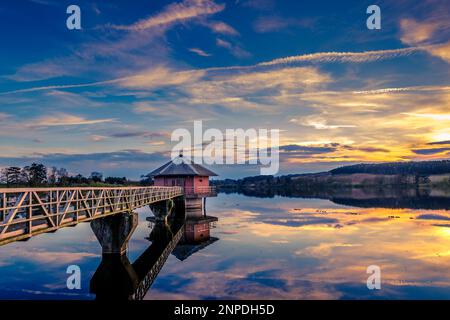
90, 253, 139, 300
185, 198, 203, 218
91, 214, 185, 300
148, 219, 173, 243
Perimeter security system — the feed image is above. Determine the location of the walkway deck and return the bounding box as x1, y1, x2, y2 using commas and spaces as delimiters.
0, 186, 183, 245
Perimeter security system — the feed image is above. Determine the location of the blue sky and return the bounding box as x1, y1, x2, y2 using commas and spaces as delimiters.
0, 0, 449, 179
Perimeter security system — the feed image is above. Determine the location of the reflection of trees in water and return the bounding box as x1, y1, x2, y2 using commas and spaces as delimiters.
331, 196, 450, 210
220, 187, 450, 210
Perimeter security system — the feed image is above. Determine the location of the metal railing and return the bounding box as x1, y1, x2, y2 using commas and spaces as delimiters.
131, 226, 184, 300
183, 186, 217, 197
0, 186, 183, 245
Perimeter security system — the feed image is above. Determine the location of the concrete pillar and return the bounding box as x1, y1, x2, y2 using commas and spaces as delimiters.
173, 196, 186, 219
91, 212, 138, 255
149, 196, 186, 221
149, 200, 171, 221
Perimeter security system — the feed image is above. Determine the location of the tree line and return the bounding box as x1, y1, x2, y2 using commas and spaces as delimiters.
330, 160, 450, 175
212, 159, 450, 192
0, 163, 132, 187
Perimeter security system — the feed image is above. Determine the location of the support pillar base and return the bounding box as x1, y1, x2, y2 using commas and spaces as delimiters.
90, 212, 138, 255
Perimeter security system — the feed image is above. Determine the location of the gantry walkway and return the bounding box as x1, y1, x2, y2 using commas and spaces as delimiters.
131, 222, 184, 300
0, 186, 183, 245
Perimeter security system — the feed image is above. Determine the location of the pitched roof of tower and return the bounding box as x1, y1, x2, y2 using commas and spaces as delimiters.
148, 154, 218, 177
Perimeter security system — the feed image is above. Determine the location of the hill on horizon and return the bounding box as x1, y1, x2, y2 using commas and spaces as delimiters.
212, 159, 450, 183
330, 160, 450, 176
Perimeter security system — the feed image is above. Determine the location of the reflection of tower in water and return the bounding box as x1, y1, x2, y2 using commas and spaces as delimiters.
173, 198, 218, 260
147, 197, 219, 261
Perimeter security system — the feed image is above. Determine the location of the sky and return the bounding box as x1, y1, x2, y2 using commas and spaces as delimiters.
0, 0, 449, 179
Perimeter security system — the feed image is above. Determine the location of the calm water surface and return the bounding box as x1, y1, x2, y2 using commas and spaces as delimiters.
1, 192, 450, 299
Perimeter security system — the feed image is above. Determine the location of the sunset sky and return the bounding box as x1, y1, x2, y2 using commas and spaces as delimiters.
0, 0, 449, 179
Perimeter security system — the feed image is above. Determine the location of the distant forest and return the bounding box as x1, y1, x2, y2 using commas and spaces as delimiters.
0, 163, 139, 187
212, 159, 450, 192
330, 160, 450, 175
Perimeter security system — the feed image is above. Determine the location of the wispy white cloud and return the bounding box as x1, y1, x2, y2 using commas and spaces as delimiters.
399, 15, 450, 63
400, 18, 441, 45
118, 65, 206, 89
2, 247, 97, 265
353, 85, 450, 95
0, 46, 437, 95
0, 79, 122, 95
111, 0, 224, 31
203, 20, 239, 35
216, 38, 251, 58
189, 48, 212, 57
402, 113, 450, 121
290, 116, 357, 130
89, 135, 108, 142
427, 42, 450, 63
30, 114, 116, 127
9, 0, 223, 82
257, 46, 428, 66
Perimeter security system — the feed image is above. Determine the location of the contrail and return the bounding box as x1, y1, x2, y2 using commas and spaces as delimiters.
257, 46, 429, 66
0, 46, 431, 95
353, 85, 450, 94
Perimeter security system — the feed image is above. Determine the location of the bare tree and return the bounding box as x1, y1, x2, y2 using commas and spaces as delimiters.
47, 166, 58, 184
1, 167, 25, 186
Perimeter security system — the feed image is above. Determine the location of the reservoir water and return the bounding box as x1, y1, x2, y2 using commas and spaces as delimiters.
1, 191, 450, 300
